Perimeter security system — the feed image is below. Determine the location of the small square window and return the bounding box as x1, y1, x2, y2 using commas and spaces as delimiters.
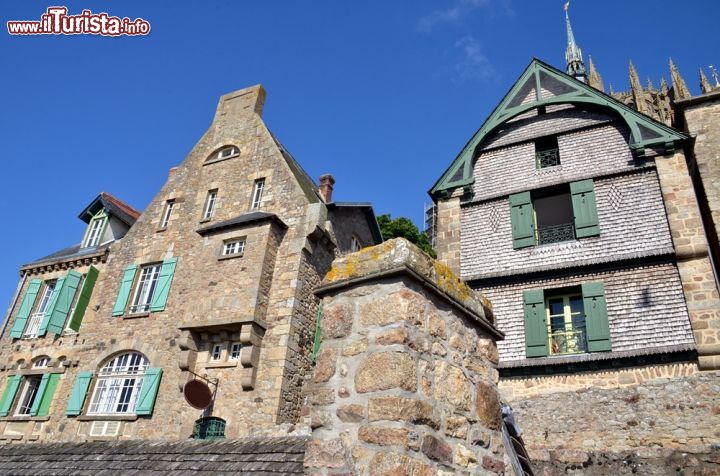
223, 239, 246, 256
210, 344, 223, 362
535, 136, 560, 168
229, 342, 241, 361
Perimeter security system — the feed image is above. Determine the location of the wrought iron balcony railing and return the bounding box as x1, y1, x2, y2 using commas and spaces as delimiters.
537, 222, 575, 245
535, 148, 561, 168
549, 326, 587, 355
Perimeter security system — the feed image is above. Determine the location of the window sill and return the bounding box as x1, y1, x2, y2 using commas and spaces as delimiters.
199, 218, 212, 224
156, 227, 167, 233
205, 361, 238, 369
217, 253, 244, 261
123, 312, 150, 320
0, 416, 50, 422
77, 414, 138, 421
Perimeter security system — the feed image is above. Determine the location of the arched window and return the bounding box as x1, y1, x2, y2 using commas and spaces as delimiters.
32, 356, 50, 368
88, 352, 149, 415
207, 145, 239, 163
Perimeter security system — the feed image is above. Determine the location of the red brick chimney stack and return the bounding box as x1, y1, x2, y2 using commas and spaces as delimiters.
319, 174, 335, 203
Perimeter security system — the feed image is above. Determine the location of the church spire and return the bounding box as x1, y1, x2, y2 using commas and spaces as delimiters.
629, 61, 648, 114
587, 55, 604, 92
564, 2, 586, 82
669, 58, 691, 100
700, 68, 713, 94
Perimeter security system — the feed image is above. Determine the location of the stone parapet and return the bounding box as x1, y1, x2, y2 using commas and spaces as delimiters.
304, 238, 507, 474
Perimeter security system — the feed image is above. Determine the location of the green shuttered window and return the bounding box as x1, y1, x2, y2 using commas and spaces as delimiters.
523, 282, 611, 358
523, 289, 548, 357
45, 271, 82, 335
68, 266, 99, 331
113, 258, 177, 316
0, 375, 22, 416
66, 371, 93, 416
135, 368, 163, 415
29, 373, 61, 417
150, 258, 177, 312
570, 179, 600, 238
9, 279, 42, 338
112, 264, 138, 316
510, 192, 535, 249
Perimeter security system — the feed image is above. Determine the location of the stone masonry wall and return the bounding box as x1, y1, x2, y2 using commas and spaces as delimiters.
655, 151, 720, 370
683, 98, 720, 246
303, 239, 508, 475
503, 368, 720, 475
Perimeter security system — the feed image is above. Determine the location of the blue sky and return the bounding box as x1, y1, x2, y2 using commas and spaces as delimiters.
1, 1, 719, 316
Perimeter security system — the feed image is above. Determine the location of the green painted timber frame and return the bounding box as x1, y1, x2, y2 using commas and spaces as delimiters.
430, 58, 688, 198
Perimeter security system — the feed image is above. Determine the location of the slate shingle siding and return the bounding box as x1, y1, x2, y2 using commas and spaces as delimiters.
472, 116, 638, 203
0, 437, 307, 475
461, 169, 674, 279
477, 262, 694, 362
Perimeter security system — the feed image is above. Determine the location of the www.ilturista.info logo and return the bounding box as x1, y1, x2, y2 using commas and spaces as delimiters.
7, 7, 150, 36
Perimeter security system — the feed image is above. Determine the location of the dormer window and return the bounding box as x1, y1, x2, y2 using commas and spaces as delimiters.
535, 136, 560, 169
84, 211, 107, 248
207, 146, 240, 164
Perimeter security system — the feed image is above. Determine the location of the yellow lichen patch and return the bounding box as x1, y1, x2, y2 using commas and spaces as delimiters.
433, 260, 472, 306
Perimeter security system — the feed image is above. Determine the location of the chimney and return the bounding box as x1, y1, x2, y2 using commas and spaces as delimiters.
318, 174, 335, 203
213, 84, 266, 125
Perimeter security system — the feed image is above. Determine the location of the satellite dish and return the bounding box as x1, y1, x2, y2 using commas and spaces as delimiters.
183, 379, 213, 410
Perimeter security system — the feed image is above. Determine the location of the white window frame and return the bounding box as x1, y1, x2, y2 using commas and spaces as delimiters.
24, 281, 56, 338
229, 342, 241, 361
223, 239, 246, 256
129, 264, 162, 314
160, 200, 175, 228
251, 179, 265, 210
217, 146, 239, 160
203, 190, 218, 219
33, 357, 50, 368
14, 376, 42, 416
209, 344, 223, 362
88, 352, 149, 415
84, 217, 105, 248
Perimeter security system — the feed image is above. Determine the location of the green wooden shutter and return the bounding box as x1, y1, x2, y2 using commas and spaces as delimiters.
0, 375, 22, 416
68, 266, 99, 331
150, 258, 177, 312
66, 371, 93, 416
35, 374, 61, 417
571, 179, 600, 238
9, 279, 42, 338
38, 277, 65, 337
523, 289, 548, 357
29, 373, 52, 416
112, 264, 137, 317
46, 270, 83, 335
582, 282, 611, 352
510, 192, 535, 249
135, 368, 162, 415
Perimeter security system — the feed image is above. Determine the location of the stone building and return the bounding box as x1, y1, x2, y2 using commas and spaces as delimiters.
430, 4, 720, 471
0, 84, 384, 444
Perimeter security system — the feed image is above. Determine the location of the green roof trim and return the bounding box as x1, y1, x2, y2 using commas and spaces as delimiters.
430, 58, 688, 197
